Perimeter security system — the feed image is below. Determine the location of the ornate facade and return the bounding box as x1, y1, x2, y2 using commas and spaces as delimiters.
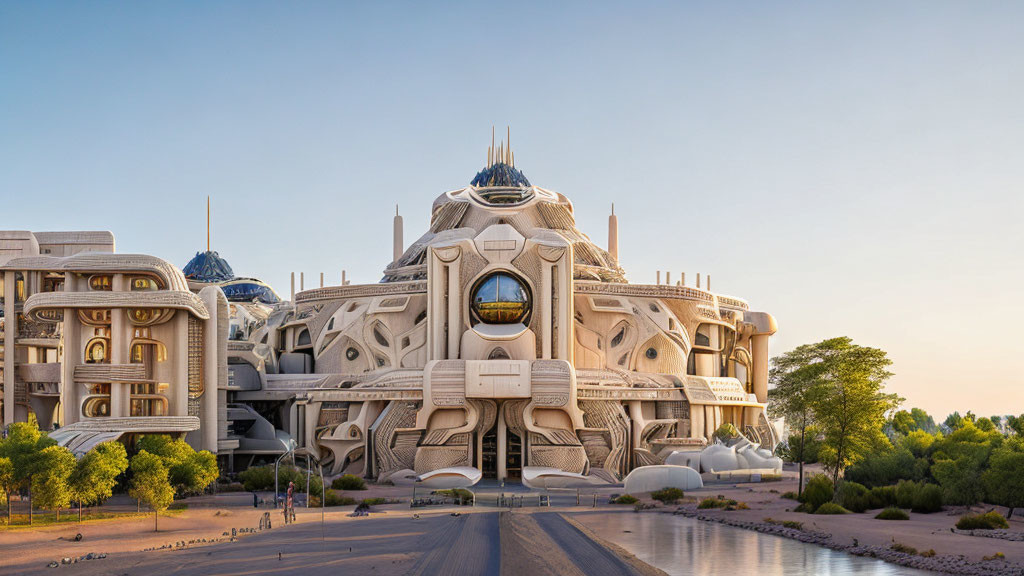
0, 141, 778, 483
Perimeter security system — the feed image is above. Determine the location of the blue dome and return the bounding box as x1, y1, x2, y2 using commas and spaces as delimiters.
220, 278, 281, 305
470, 162, 531, 188
183, 251, 235, 283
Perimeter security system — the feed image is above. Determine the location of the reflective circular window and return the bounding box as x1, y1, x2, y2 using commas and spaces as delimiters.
470, 272, 531, 325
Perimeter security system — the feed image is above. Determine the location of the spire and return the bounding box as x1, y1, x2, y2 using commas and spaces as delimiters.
473, 126, 529, 187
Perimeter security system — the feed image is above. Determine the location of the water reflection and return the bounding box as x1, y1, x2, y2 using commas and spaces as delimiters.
575, 512, 933, 575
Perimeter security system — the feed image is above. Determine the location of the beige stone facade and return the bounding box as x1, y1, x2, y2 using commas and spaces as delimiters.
0, 146, 777, 483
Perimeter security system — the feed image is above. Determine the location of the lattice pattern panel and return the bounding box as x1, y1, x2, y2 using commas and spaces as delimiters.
187, 316, 204, 417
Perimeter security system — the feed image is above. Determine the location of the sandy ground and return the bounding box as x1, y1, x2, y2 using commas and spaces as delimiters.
681, 467, 1024, 566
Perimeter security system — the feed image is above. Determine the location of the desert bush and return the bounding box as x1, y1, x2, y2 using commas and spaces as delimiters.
780, 491, 798, 500
698, 497, 740, 509
837, 481, 871, 513
331, 474, 367, 491
433, 488, 474, 504
238, 465, 320, 494
895, 480, 918, 509
764, 517, 805, 530
612, 494, 639, 505
868, 485, 897, 509
360, 497, 389, 506
319, 489, 357, 507
798, 474, 833, 513
911, 483, 943, 514
891, 542, 918, 555
956, 512, 1010, 530
814, 502, 850, 515
875, 507, 909, 520
651, 487, 685, 504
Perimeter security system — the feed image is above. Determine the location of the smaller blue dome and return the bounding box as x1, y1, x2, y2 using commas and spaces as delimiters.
183, 251, 235, 283
471, 162, 531, 188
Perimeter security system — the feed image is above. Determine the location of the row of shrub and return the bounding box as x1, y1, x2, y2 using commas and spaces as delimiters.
238, 467, 374, 496
237, 465, 323, 496
798, 475, 943, 515
955, 511, 1009, 530
312, 490, 399, 507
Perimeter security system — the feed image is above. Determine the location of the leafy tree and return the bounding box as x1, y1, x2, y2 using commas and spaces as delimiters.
136, 435, 218, 495
988, 415, 1003, 433
931, 422, 998, 506
844, 446, 926, 488
0, 457, 14, 522
889, 411, 914, 436
129, 450, 175, 532
909, 408, 938, 434
1006, 415, 1024, 436
975, 417, 996, 433
769, 346, 828, 496
0, 421, 56, 524
889, 408, 938, 436
898, 430, 938, 458
785, 338, 901, 492
69, 441, 129, 522
943, 412, 964, 432
981, 437, 1024, 518
31, 445, 75, 522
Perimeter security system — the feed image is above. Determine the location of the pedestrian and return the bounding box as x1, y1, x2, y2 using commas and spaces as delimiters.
253, 491, 259, 508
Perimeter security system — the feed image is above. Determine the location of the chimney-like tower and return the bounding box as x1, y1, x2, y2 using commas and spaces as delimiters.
608, 203, 618, 262
393, 204, 404, 264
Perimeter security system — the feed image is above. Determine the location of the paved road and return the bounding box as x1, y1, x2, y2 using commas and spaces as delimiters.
533, 512, 646, 576
406, 512, 500, 575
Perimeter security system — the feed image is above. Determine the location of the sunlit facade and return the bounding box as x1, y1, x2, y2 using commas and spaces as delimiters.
0, 143, 778, 484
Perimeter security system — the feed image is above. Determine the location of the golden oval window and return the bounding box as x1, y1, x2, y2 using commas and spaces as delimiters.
89, 275, 112, 291
130, 277, 159, 291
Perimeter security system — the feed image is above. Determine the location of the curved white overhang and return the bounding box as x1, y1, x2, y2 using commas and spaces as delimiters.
1, 253, 189, 292
24, 290, 210, 322
415, 466, 482, 489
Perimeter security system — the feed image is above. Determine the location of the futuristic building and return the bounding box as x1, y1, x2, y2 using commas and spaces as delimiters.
0, 139, 778, 484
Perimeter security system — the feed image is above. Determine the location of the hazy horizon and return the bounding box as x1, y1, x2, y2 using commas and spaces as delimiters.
3, 2, 1022, 420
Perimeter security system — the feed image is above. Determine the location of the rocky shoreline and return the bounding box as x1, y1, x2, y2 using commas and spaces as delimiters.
673, 508, 1024, 576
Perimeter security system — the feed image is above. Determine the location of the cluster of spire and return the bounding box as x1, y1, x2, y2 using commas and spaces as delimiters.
487, 126, 515, 168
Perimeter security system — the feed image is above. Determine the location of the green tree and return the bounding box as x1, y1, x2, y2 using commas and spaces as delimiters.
989, 415, 1003, 433
136, 435, 218, 495
909, 408, 938, 434
69, 441, 129, 522
889, 410, 915, 436
0, 421, 56, 524
769, 344, 828, 496
128, 450, 175, 532
943, 412, 964, 432
0, 457, 14, 523
931, 421, 998, 506
975, 417, 996, 433
789, 338, 901, 492
1006, 414, 1024, 436
31, 445, 75, 522
982, 437, 1024, 518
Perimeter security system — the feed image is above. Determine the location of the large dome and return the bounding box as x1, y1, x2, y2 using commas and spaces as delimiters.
183, 250, 235, 283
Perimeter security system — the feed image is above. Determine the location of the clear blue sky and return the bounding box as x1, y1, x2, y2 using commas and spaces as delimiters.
3, 2, 1022, 419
